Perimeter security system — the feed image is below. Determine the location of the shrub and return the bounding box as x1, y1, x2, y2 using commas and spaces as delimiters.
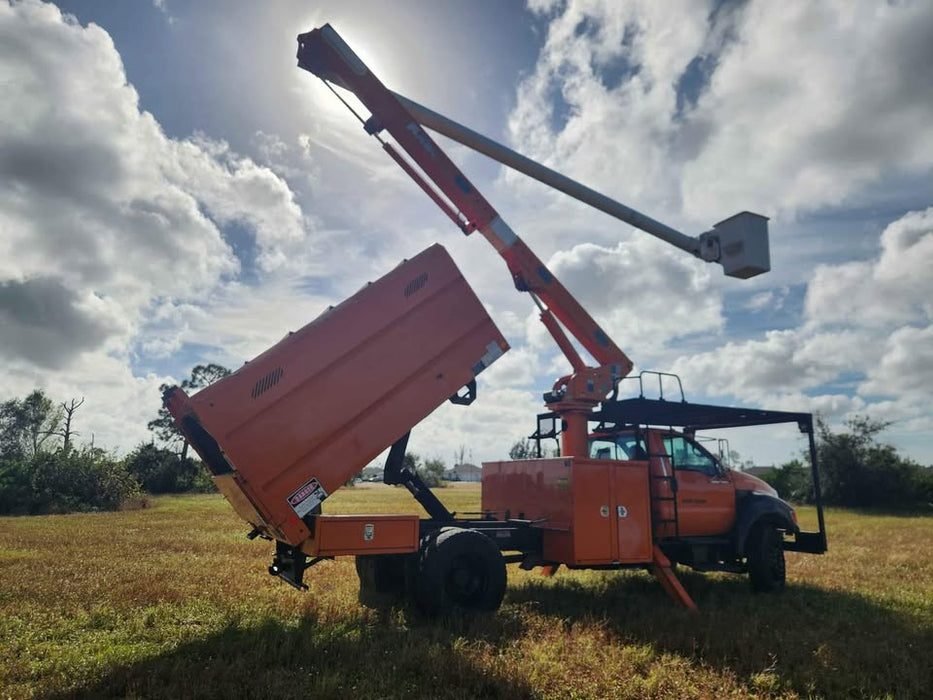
759, 459, 812, 503
814, 416, 930, 510
26, 447, 140, 514
397, 452, 446, 488
124, 442, 215, 494
419, 458, 447, 488
0, 456, 34, 515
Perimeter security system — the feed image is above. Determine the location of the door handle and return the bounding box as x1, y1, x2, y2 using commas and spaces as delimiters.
617, 505, 628, 518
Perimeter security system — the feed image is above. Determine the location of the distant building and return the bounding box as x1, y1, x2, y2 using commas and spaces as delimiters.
444, 463, 482, 482
361, 466, 383, 482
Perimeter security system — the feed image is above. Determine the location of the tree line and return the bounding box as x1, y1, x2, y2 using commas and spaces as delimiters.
3, 365, 930, 515
0, 364, 229, 516
507, 416, 932, 511
758, 416, 933, 510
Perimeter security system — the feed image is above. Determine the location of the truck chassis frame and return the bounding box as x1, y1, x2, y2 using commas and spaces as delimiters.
268, 384, 827, 609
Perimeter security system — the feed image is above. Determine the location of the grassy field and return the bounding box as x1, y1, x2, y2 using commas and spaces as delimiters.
1, 484, 931, 699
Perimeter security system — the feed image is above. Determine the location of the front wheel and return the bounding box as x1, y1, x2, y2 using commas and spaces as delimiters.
414, 528, 507, 616
746, 523, 786, 593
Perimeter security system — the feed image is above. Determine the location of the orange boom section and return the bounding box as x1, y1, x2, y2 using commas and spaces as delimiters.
165, 244, 508, 546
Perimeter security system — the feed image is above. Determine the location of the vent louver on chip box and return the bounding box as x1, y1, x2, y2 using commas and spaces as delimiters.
404, 273, 428, 297
251, 367, 284, 399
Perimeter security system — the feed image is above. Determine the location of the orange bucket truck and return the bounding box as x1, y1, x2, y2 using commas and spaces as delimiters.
165, 25, 826, 615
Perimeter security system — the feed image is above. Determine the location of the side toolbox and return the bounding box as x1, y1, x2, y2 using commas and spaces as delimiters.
483, 457, 653, 565
301, 514, 420, 557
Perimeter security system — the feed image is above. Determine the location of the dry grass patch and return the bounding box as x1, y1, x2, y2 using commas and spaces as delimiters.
1, 487, 931, 698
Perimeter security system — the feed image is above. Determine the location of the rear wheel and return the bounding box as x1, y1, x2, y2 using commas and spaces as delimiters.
414, 528, 506, 616
747, 523, 786, 593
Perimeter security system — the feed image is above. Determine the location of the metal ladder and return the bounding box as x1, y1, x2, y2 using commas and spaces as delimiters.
649, 449, 680, 540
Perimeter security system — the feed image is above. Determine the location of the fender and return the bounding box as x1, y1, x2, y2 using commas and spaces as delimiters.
734, 492, 798, 556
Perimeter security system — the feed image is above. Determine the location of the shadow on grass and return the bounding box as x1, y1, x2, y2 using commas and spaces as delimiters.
57, 609, 532, 700
52, 572, 931, 699
506, 569, 933, 698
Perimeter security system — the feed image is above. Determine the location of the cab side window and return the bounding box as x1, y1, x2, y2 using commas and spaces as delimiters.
589, 436, 648, 461
663, 436, 718, 476
589, 439, 619, 460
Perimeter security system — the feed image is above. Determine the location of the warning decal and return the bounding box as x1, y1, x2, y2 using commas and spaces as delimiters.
287, 477, 328, 518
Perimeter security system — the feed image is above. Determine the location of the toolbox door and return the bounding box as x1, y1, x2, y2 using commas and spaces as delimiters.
610, 462, 653, 563
571, 462, 614, 564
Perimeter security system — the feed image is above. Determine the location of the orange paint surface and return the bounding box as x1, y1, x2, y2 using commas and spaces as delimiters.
168, 244, 508, 545
301, 514, 419, 557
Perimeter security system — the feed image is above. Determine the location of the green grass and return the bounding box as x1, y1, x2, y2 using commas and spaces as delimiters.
1, 485, 931, 699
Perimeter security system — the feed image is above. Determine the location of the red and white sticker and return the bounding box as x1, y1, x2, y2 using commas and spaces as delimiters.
287, 477, 328, 518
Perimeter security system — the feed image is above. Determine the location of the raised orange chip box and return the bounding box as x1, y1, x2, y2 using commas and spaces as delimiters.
166, 244, 508, 545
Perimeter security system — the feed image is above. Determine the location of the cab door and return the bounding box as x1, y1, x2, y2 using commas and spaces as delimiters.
660, 435, 735, 536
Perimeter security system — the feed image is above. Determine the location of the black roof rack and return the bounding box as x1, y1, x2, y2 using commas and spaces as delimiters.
592, 397, 813, 433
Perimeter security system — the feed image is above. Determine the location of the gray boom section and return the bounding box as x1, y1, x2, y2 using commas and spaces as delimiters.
393, 92, 703, 257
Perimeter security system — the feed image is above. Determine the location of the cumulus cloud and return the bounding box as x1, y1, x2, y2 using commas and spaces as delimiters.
4, 0, 932, 467
510, 0, 709, 222
1, 351, 172, 454
0, 1, 319, 454
860, 324, 933, 401
0, 278, 128, 368
544, 237, 723, 355
514, 0, 933, 226
744, 287, 789, 313
670, 329, 873, 404
805, 207, 933, 327
413, 385, 542, 464
0, 1, 307, 370
507, 1, 933, 463
670, 207, 933, 433
481, 347, 541, 388
682, 1, 933, 220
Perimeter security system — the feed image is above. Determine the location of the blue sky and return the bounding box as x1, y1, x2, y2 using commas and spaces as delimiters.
2, 0, 932, 468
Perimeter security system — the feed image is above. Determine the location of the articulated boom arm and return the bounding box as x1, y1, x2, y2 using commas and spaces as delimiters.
297, 25, 632, 407
296, 24, 769, 421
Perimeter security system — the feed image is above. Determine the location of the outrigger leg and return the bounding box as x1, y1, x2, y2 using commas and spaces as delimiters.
651, 546, 698, 613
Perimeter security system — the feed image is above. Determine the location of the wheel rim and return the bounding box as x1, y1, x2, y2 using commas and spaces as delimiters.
445, 553, 488, 605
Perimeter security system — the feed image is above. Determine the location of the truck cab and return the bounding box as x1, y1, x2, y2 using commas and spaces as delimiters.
486, 378, 826, 596
588, 428, 782, 539
585, 422, 802, 591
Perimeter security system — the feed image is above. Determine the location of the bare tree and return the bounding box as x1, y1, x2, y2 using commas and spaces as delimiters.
56, 397, 85, 453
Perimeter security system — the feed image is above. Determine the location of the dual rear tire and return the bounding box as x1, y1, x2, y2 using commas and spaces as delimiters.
357, 527, 507, 616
